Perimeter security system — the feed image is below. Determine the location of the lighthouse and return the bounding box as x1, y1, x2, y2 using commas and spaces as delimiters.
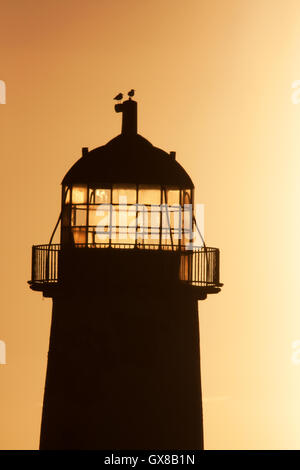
29, 96, 222, 450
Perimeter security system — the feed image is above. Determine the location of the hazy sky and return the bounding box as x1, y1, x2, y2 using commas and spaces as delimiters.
1, 0, 300, 449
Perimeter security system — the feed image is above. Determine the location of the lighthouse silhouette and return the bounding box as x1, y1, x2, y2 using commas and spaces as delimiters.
29, 95, 222, 450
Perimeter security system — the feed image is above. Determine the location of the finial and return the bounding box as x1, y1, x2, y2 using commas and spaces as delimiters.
115, 97, 137, 135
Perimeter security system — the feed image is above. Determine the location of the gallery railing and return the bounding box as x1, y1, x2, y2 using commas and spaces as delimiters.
30, 243, 220, 287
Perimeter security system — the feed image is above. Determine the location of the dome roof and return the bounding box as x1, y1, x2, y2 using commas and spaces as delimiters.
62, 133, 194, 188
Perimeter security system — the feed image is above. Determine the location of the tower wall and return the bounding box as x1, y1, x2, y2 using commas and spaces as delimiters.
40, 283, 203, 450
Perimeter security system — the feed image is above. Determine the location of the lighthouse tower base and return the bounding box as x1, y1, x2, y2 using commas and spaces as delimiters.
39, 283, 203, 450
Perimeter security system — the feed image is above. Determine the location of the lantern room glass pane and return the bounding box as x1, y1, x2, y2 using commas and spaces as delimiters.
111, 204, 137, 242
89, 188, 111, 204
87, 226, 110, 244
180, 189, 193, 247
163, 205, 182, 242
71, 205, 87, 226
138, 185, 161, 205
72, 185, 87, 204
183, 202, 193, 245
136, 205, 148, 241
182, 189, 192, 205
94, 230, 110, 243
165, 188, 180, 205
149, 206, 160, 241
161, 205, 172, 241
89, 204, 111, 241
112, 185, 137, 205
88, 204, 111, 226
72, 227, 87, 244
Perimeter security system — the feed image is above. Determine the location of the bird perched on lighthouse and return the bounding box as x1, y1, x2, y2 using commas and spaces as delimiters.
128, 89, 135, 98
114, 93, 123, 101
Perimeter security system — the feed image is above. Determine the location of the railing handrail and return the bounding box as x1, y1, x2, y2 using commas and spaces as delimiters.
33, 242, 217, 251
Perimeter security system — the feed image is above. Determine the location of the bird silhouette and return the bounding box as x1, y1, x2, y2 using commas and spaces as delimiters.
128, 89, 135, 98
114, 93, 123, 101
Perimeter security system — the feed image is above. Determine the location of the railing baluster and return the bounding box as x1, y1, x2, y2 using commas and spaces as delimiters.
51, 248, 53, 281
41, 247, 43, 282
31, 246, 35, 282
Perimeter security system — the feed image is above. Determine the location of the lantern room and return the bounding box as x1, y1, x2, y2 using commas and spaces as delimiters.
61, 98, 195, 249
61, 183, 194, 248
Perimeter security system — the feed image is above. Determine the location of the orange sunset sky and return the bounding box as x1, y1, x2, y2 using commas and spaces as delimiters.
1, 0, 300, 449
